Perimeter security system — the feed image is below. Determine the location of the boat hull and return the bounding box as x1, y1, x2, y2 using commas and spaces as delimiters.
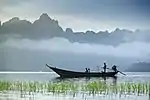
46, 64, 118, 78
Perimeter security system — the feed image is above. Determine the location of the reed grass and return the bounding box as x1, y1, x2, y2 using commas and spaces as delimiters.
0, 80, 150, 97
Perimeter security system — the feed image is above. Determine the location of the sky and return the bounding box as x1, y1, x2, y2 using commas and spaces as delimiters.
0, 0, 150, 32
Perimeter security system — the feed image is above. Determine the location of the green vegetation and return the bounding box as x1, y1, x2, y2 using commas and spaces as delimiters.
0, 80, 150, 97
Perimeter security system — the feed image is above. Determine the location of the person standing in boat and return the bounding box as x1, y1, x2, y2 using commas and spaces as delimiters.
103, 63, 107, 73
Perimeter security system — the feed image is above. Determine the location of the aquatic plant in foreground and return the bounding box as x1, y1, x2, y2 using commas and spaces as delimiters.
0, 80, 150, 97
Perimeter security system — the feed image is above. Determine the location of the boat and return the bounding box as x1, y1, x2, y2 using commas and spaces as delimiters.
46, 64, 119, 78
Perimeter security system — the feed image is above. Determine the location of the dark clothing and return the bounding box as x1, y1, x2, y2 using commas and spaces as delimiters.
112, 65, 117, 72
85, 68, 90, 73
85, 68, 88, 73
103, 63, 107, 73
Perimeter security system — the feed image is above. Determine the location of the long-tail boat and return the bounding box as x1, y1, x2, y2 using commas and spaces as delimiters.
46, 64, 119, 78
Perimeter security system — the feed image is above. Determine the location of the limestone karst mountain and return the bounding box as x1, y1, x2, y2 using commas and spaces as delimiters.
0, 13, 150, 45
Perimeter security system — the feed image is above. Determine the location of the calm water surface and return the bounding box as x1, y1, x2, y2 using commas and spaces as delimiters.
0, 72, 150, 100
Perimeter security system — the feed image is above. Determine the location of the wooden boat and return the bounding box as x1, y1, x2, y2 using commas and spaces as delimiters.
46, 64, 118, 78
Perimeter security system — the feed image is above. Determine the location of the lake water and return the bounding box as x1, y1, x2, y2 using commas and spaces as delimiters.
0, 72, 150, 100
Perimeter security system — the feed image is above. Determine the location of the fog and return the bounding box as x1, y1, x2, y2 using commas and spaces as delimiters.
0, 37, 149, 71
3, 37, 150, 58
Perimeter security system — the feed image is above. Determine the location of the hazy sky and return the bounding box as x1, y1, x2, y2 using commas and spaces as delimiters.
0, 0, 150, 32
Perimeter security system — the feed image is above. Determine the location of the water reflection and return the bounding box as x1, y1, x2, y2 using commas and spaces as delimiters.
53, 76, 117, 82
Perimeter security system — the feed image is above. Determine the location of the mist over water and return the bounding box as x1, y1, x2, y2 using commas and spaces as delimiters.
2, 37, 150, 58
0, 36, 150, 71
